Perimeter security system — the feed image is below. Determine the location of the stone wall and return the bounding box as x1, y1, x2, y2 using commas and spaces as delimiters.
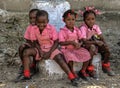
0, 0, 120, 12
0, 0, 31, 12
68, 0, 120, 10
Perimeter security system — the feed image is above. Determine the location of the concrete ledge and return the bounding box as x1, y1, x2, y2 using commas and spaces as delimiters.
39, 60, 82, 79
38, 54, 101, 79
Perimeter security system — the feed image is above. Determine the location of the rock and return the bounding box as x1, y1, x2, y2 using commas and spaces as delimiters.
117, 42, 120, 46
0, 9, 8, 17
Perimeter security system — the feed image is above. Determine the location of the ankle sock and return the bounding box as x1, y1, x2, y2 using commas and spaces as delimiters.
87, 65, 94, 72
68, 72, 75, 80
102, 62, 110, 67
24, 70, 30, 78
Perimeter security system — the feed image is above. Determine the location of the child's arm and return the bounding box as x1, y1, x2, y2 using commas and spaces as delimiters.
82, 38, 96, 45
25, 39, 34, 47
98, 34, 107, 44
33, 40, 43, 58
60, 41, 81, 49
59, 41, 75, 46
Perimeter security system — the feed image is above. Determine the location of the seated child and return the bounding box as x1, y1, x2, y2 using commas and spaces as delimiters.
79, 10, 115, 77
16, 9, 40, 82
59, 9, 91, 81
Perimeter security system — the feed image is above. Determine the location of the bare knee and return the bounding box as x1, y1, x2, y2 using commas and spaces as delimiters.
23, 49, 30, 57
89, 44, 97, 56
19, 44, 25, 52
90, 44, 96, 51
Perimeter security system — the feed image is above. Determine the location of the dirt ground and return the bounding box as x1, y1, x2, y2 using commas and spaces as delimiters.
0, 11, 120, 88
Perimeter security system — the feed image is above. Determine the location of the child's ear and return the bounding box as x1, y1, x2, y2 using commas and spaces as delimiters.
62, 18, 65, 22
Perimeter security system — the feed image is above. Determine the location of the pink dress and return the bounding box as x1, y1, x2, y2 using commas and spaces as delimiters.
24, 24, 37, 47
32, 24, 61, 60
80, 23, 102, 40
59, 26, 91, 63
80, 23, 102, 53
24, 24, 37, 41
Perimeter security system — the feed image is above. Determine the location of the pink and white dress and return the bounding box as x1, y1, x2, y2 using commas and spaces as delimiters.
24, 24, 37, 41
80, 23, 102, 53
80, 23, 102, 40
23, 24, 37, 47
32, 24, 61, 60
59, 26, 91, 63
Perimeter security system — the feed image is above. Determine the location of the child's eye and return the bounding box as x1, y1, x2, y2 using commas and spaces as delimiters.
86, 19, 90, 21
72, 19, 75, 21
67, 19, 71, 21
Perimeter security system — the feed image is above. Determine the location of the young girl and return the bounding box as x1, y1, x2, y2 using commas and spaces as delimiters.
21, 10, 78, 86
16, 9, 40, 81
79, 10, 115, 77
59, 9, 91, 81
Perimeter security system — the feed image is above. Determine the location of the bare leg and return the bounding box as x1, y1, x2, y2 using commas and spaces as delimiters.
53, 54, 78, 86
68, 61, 73, 71
22, 48, 36, 78
53, 54, 71, 74
19, 44, 30, 61
89, 44, 97, 65
98, 45, 114, 76
81, 61, 89, 71
99, 45, 110, 63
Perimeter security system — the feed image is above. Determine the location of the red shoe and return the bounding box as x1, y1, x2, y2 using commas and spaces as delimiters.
87, 65, 97, 78
102, 62, 115, 76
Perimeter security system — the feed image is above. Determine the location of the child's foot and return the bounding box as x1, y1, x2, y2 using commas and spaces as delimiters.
71, 78, 78, 87
14, 65, 24, 83
88, 70, 98, 79
102, 62, 115, 76
87, 65, 97, 79
14, 74, 31, 83
78, 70, 90, 81
21, 76, 31, 81
72, 71, 80, 81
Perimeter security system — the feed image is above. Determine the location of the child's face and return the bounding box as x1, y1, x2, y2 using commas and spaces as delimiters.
84, 13, 96, 28
29, 11, 37, 25
36, 16, 48, 31
64, 14, 76, 29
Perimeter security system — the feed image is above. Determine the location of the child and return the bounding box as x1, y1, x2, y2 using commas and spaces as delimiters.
59, 9, 91, 81
79, 10, 115, 77
32, 0, 70, 31
16, 9, 40, 81
21, 10, 78, 86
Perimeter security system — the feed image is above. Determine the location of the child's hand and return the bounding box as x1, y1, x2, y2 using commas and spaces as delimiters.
40, 51, 44, 58
75, 43, 81, 49
42, 52, 51, 60
96, 40, 104, 46
71, 41, 81, 49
